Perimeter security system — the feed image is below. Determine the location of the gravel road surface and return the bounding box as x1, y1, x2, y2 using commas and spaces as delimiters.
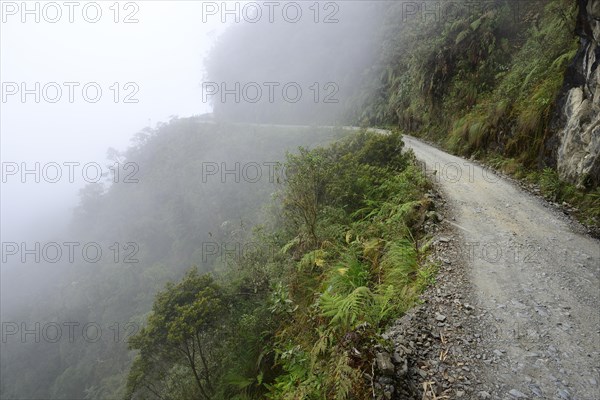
401, 134, 600, 399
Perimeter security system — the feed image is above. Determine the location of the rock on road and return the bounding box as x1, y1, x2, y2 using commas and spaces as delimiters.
400, 133, 600, 399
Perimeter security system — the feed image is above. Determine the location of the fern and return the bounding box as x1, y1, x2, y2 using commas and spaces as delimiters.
320, 287, 374, 332
470, 17, 483, 31
380, 240, 417, 287
455, 29, 470, 45
550, 48, 577, 71
309, 329, 332, 369
373, 284, 397, 325
327, 352, 360, 400
327, 252, 370, 294
280, 236, 300, 254
298, 249, 326, 271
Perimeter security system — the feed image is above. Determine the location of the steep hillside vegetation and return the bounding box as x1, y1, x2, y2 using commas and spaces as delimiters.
124, 130, 435, 399
352, 0, 599, 225
0, 120, 345, 399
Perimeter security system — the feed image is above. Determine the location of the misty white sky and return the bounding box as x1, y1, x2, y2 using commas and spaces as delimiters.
1, 1, 230, 240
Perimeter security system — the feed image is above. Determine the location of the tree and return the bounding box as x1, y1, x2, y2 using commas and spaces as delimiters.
126, 269, 226, 400
282, 148, 332, 247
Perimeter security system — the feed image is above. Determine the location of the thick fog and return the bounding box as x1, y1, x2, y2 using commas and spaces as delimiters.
0, 1, 395, 398
1, 2, 225, 241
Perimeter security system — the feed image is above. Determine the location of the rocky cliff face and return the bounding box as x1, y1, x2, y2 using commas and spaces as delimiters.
554, 0, 600, 188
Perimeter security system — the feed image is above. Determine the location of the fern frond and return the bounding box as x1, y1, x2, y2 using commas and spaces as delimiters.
281, 236, 300, 254
380, 240, 417, 287
320, 287, 374, 332
327, 351, 359, 400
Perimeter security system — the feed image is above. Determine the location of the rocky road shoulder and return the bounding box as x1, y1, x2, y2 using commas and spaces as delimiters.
374, 189, 498, 399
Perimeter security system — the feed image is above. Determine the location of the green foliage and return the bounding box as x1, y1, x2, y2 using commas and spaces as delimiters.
269, 283, 298, 315
0, 121, 345, 400
527, 168, 600, 225
327, 252, 370, 293
123, 130, 434, 400
326, 352, 362, 400
538, 167, 567, 201
353, 0, 581, 185
264, 130, 432, 399
444, 0, 577, 163
320, 287, 374, 333
126, 269, 226, 400
352, 0, 599, 224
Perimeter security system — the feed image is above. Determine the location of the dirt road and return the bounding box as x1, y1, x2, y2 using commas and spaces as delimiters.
401, 134, 600, 399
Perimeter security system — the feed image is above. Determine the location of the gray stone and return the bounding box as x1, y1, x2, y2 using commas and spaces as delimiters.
375, 352, 395, 375
557, 389, 571, 400
392, 351, 404, 364
529, 384, 543, 397
427, 211, 443, 222
552, 0, 600, 188
509, 389, 528, 398
397, 358, 408, 376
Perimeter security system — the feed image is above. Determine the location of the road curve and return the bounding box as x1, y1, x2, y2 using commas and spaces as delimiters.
400, 133, 600, 399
